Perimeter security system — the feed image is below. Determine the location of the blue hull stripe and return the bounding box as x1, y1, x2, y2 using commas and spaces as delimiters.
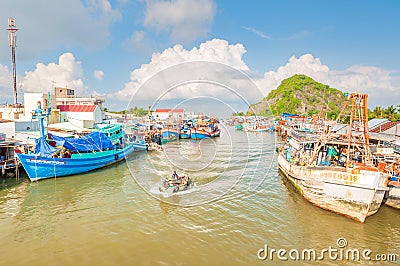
180, 134, 191, 139
191, 133, 210, 139
131, 144, 147, 150
18, 145, 134, 181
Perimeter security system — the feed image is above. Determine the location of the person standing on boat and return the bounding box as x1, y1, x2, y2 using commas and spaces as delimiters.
172, 171, 179, 181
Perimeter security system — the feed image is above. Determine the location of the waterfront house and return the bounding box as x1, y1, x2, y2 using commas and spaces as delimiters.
54, 104, 102, 130
153, 109, 184, 121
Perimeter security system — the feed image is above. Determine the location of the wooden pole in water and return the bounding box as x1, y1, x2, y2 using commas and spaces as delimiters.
14, 158, 19, 180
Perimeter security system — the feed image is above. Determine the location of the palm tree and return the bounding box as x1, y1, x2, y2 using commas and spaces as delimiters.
372, 106, 382, 118
385, 105, 396, 120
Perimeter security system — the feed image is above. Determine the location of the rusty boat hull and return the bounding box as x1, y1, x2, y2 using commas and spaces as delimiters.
278, 153, 388, 223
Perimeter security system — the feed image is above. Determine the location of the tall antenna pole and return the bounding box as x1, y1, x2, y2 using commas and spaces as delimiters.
7, 18, 18, 105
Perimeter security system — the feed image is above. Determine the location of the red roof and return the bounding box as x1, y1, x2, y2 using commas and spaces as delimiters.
154, 109, 184, 113
370, 121, 399, 133
58, 105, 97, 112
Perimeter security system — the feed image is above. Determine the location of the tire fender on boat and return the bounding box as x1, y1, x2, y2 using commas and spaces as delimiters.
115, 154, 118, 160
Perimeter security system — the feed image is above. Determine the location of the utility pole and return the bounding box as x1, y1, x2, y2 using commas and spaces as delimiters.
7, 18, 18, 105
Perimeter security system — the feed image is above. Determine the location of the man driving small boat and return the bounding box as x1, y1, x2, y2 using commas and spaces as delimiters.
172, 171, 179, 181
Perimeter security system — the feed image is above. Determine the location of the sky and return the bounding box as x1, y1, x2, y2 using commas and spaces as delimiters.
0, 0, 399, 116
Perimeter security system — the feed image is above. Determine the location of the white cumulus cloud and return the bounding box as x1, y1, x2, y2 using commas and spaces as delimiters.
22, 53, 88, 94
114, 38, 255, 103
144, 0, 216, 43
94, 70, 104, 80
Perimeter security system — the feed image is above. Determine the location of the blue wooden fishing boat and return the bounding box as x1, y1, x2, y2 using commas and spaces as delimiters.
161, 127, 179, 139
191, 119, 220, 139
17, 103, 134, 181
18, 139, 134, 181
179, 127, 191, 139
161, 125, 179, 143
191, 127, 210, 139
130, 139, 148, 151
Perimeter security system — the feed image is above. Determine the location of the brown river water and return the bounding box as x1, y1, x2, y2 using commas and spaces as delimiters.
0, 126, 399, 265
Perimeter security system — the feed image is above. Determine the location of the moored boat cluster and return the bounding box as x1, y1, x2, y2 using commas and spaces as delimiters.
1, 103, 221, 182
226, 116, 275, 132
124, 112, 221, 146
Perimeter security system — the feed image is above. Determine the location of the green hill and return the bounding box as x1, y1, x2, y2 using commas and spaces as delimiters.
247, 74, 347, 119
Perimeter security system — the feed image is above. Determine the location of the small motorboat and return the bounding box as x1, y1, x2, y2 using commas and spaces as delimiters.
159, 175, 191, 195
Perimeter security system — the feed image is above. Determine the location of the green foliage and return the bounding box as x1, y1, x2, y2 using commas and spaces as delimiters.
327, 111, 338, 120
107, 107, 149, 116
307, 110, 319, 116
232, 111, 246, 116
259, 108, 273, 117
252, 74, 347, 117
368, 105, 400, 121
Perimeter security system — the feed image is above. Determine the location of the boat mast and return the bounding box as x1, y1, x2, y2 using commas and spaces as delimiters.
346, 95, 355, 165
46, 92, 51, 137
362, 94, 371, 163
32, 101, 51, 139
346, 93, 371, 166
309, 93, 371, 166
7, 18, 18, 104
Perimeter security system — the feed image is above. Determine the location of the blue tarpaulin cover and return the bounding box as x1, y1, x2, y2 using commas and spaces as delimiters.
35, 137, 58, 158
49, 132, 114, 153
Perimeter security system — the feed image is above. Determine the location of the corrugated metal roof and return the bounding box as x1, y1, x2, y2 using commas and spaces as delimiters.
368, 118, 389, 130
370, 121, 399, 133
58, 105, 97, 112
332, 123, 348, 132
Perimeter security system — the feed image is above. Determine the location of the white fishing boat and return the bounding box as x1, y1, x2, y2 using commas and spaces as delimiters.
278, 93, 388, 223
